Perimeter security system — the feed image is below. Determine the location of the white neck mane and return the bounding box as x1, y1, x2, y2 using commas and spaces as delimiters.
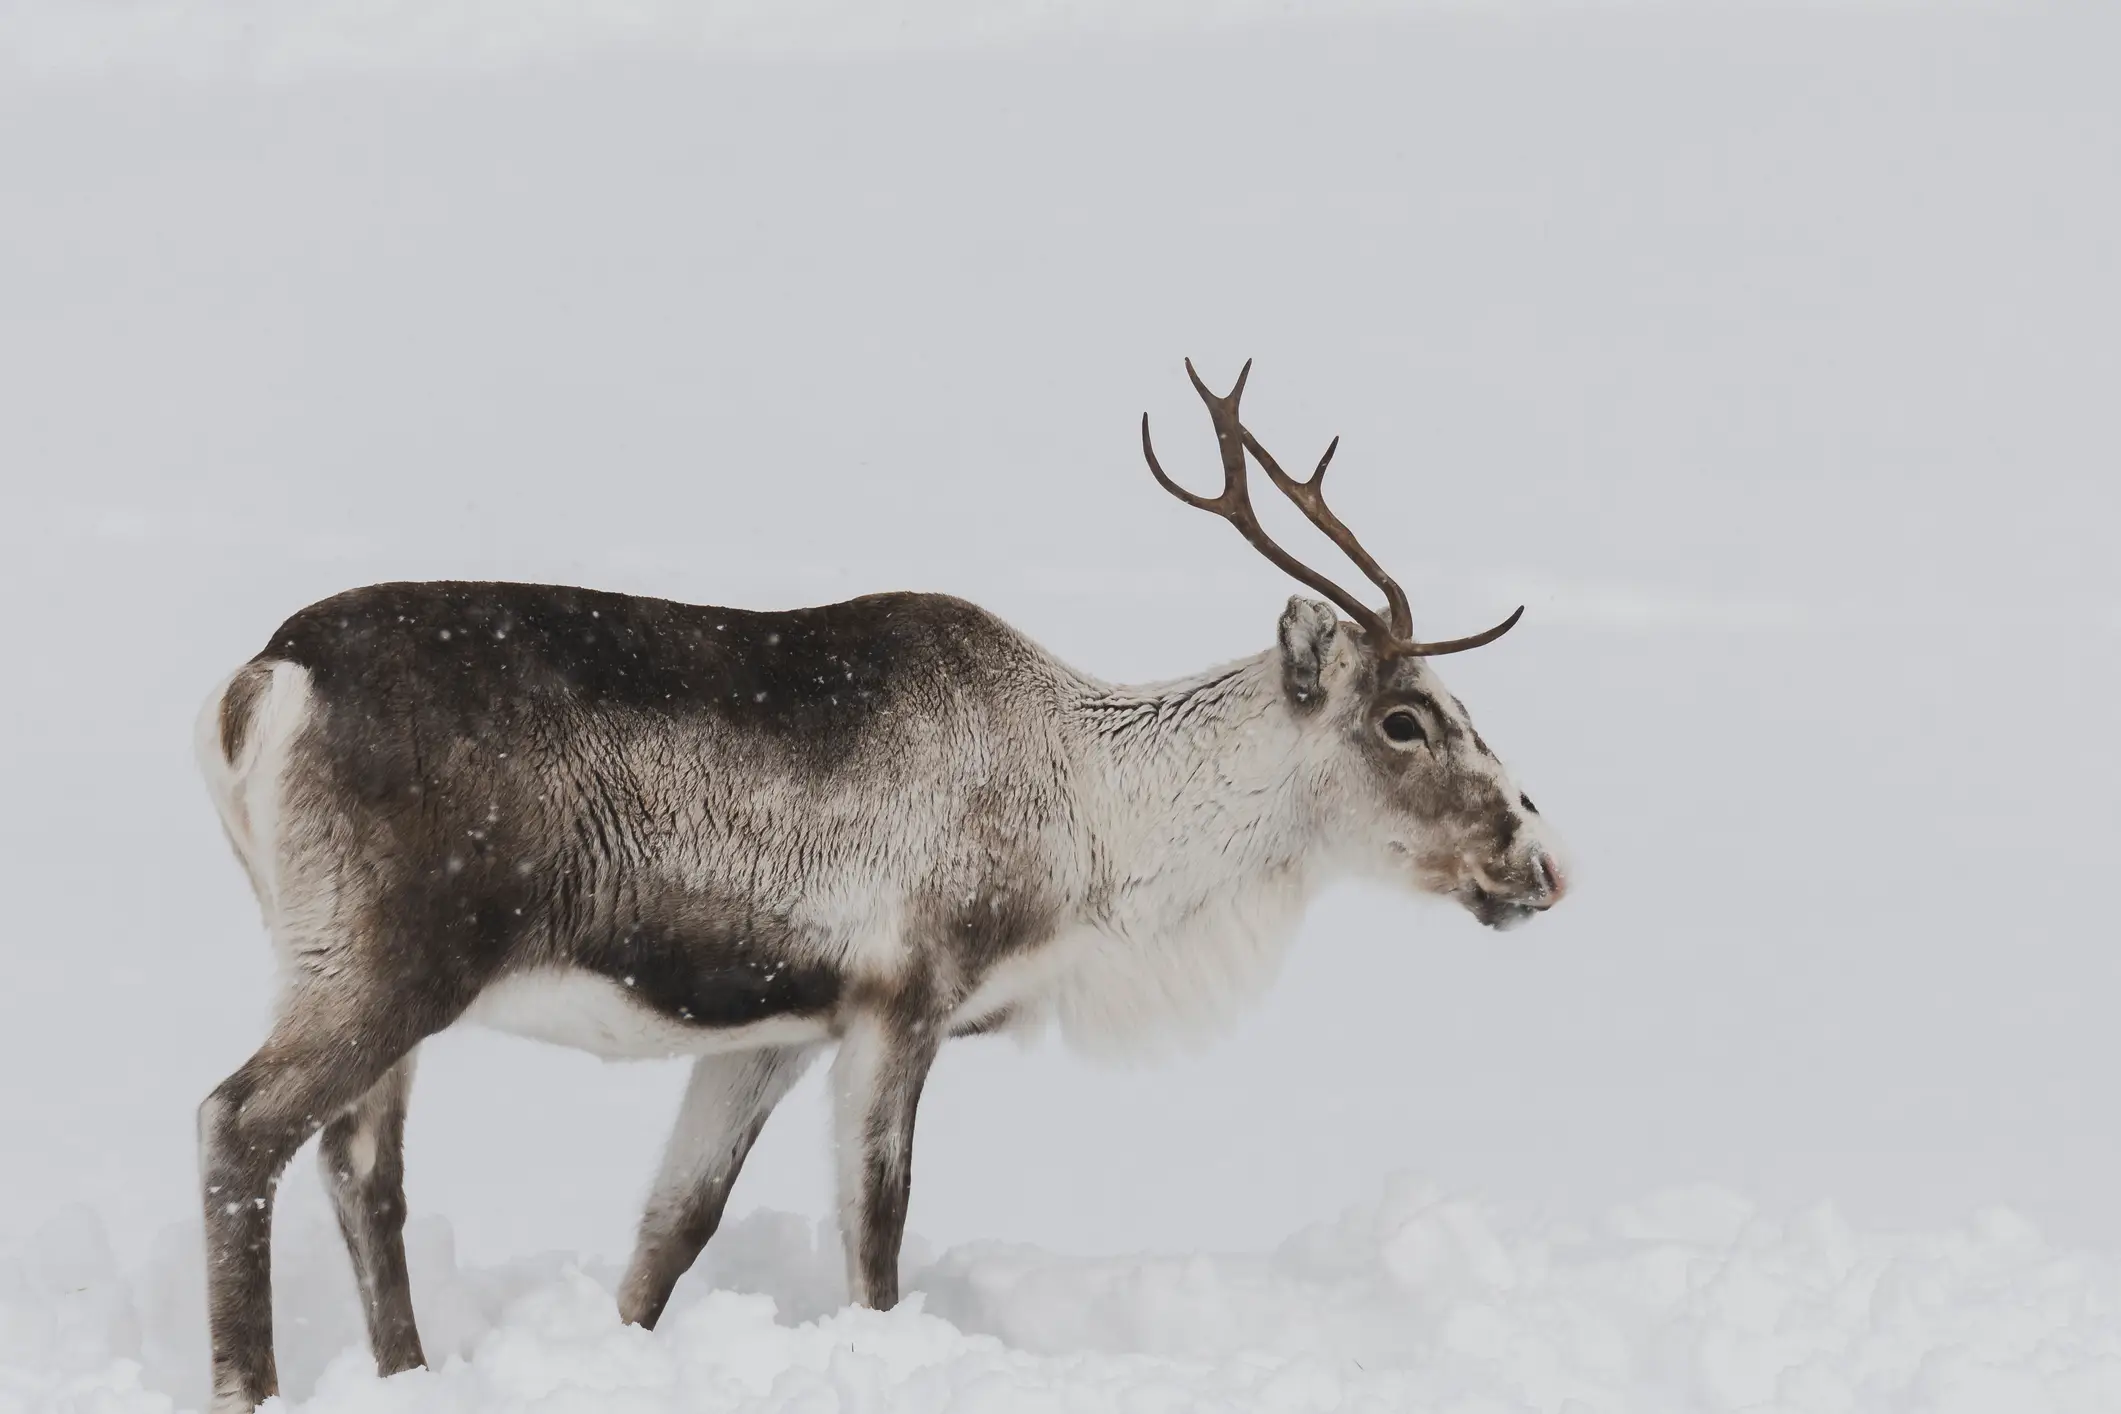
1041, 650, 1345, 1057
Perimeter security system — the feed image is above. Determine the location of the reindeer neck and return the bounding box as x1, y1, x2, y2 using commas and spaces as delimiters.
1018, 647, 1338, 1056
1057, 649, 1331, 915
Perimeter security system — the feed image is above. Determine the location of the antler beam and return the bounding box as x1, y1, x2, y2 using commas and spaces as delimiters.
1140, 359, 1523, 658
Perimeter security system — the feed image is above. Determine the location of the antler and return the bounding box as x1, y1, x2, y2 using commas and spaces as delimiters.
1140, 358, 1524, 658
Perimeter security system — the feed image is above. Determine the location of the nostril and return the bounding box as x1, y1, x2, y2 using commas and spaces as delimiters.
1535, 852, 1566, 901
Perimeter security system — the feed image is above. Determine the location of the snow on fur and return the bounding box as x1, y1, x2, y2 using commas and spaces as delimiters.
8, 1176, 2121, 1414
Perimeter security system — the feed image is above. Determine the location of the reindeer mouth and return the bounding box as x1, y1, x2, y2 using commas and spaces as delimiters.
1458, 851, 1565, 929
1460, 884, 1548, 931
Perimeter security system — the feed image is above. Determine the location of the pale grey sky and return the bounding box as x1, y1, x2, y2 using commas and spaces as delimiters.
1, 3, 2115, 1272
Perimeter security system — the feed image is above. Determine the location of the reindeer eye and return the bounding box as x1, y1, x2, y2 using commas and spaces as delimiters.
1380, 709, 1426, 745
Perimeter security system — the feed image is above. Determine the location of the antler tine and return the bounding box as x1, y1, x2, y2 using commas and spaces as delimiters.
1237, 426, 1414, 640
1144, 359, 1525, 659
1236, 421, 1524, 659
1142, 358, 1253, 513
1185, 355, 1249, 411
1139, 413, 1227, 512
1142, 360, 1402, 643
1397, 604, 1525, 656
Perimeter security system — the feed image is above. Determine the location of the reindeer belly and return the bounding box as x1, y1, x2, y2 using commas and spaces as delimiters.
463, 968, 834, 1060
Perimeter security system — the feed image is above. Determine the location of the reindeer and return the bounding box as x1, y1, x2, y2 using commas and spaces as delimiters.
193, 360, 1566, 1412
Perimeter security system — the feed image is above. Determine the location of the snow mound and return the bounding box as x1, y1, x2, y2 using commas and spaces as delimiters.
7, 1176, 2121, 1414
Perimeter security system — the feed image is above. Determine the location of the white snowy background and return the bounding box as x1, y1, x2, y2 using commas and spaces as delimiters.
2, 3, 2118, 1411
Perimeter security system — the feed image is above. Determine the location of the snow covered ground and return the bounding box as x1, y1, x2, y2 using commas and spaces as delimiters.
15, 1176, 2121, 1413
3, 2, 2119, 1411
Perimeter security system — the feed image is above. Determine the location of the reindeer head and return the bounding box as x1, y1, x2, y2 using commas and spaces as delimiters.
1143, 360, 1567, 930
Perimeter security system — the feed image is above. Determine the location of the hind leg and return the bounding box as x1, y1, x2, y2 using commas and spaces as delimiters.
617, 1044, 820, 1328
319, 1053, 424, 1376
200, 986, 454, 1414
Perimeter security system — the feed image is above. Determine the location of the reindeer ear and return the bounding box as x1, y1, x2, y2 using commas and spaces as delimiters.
1277, 597, 1339, 708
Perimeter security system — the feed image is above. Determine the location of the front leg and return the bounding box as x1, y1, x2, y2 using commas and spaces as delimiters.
830, 1010, 939, 1308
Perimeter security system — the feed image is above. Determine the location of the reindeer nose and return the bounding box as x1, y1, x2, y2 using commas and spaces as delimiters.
1534, 851, 1567, 904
